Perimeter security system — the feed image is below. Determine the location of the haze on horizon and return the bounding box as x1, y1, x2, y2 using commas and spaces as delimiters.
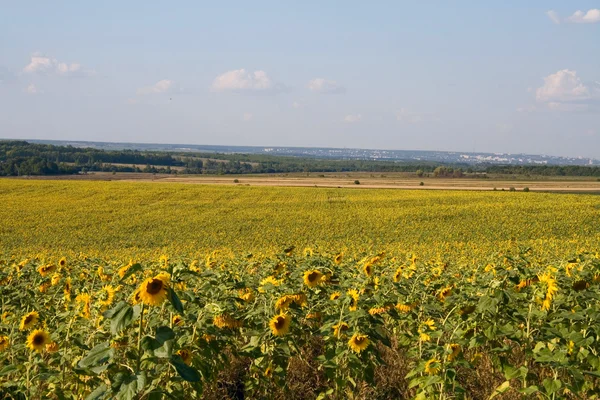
1, 1, 599, 158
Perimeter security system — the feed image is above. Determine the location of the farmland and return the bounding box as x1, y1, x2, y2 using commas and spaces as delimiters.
1, 179, 600, 398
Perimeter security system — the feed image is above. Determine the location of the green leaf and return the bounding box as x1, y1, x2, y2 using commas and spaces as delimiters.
155, 326, 175, 343
489, 381, 510, 399
119, 263, 143, 282
78, 342, 114, 368
85, 383, 110, 400
0, 365, 18, 376
168, 288, 184, 314
104, 301, 138, 335
170, 356, 200, 382
519, 386, 538, 395
542, 378, 561, 395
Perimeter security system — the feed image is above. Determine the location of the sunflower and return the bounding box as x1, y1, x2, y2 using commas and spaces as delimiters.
136, 272, 170, 306
275, 295, 295, 311
334, 253, 343, 265
538, 273, 558, 311
37, 264, 56, 277
118, 262, 132, 278
176, 349, 192, 366
393, 267, 403, 282
424, 358, 441, 375
572, 280, 589, 291
330, 292, 341, 301
172, 315, 184, 326
303, 247, 314, 257
438, 286, 452, 302
0, 336, 9, 351
368, 305, 391, 316
58, 257, 67, 268
239, 288, 255, 303
447, 343, 461, 361
269, 314, 291, 336
333, 322, 350, 338
303, 270, 323, 288
27, 329, 50, 352
46, 342, 59, 353
20, 311, 39, 331
396, 303, 414, 313
39, 281, 51, 293
259, 276, 281, 292
51, 273, 61, 286
265, 366, 273, 378
348, 333, 369, 353
75, 293, 92, 319
363, 263, 373, 277
64, 277, 72, 301
98, 285, 116, 307
347, 289, 359, 311
213, 314, 243, 329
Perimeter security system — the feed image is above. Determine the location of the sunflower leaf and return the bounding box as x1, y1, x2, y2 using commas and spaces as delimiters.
104, 301, 136, 335
119, 263, 143, 283
170, 356, 201, 382
78, 342, 114, 369
167, 288, 184, 314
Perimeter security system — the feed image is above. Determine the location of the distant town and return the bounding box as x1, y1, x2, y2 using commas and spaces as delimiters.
29, 139, 600, 166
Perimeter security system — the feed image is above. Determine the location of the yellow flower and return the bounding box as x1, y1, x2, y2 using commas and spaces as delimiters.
368, 305, 391, 315
0, 336, 9, 351
330, 292, 341, 300
347, 289, 359, 311
27, 329, 50, 352
51, 273, 61, 286
213, 314, 243, 329
46, 342, 59, 353
334, 253, 343, 264
538, 273, 558, 311
393, 267, 403, 282
58, 257, 67, 268
363, 263, 373, 277
423, 319, 436, 330
98, 285, 116, 307
438, 286, 452, 302
20, 311, 39, 331
269, 314, 291, 336
118, 262, 132, 278
303, 270, 323, 288
275, 295, 295, 311
348, 333, 369, 353
172, 315, 184, 326
239, 288, 255, 303
135, 272, 170, 306
424, 358, 441, 375
75, 293, 92, 319
265, 365, 273, 378
37, 264, 56, 277
396, 303, 414, 313
39, 281, 51, 293
333, 322, 350, 338
259, 276, 281, 292
176, 349, 192, 366
64, 277, 72, 302
447, 343, 461, 361
303, 247, 313, 257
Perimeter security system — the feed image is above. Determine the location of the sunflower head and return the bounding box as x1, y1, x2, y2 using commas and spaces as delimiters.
269, 314, 291, 336
98, 285, 116, 307
363, 263, 373, 277
447, 343, 461, 361
137, 272, 170, 306
348, 333, 369, 353
333, 322, 350, 338
46, 342, 59, 353
172, 315, 184, 326
58, 257, 67, 267
27, 329, 50, 352
37, 264, 56, 277
438, 286, 452, 302
334, 253, 343, 265
176, 349, 192, 366
347, 289, 359, 311
393, 267, 403, 282
424, 358, 441, 375
20, 311, 39, 331
0, 336, 9, 351
303, 270, 323, 288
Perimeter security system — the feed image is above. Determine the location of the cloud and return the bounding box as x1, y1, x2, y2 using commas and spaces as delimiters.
23, 53, 92, 76
535, 69, 593, 104
307, 78, 346, 94
211, 69, 285, 93
396, 108, 424, 123
243, 112, 253, 121
546, 10, 561, 24
137, 79, 176, 95
25, 84, 38, 94
567, 9, 600, 24
343, 114, 362, 123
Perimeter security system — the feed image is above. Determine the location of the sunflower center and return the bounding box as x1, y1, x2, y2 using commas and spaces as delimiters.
33, 334, 45, 345
354, 337, 365, 345
274, 316, 285, 329
146, 279, 164, 295
307, 272, 320, 282
24, 315, 34, 324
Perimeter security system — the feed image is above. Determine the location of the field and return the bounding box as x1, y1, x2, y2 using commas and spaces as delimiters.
2, 179, 600, 399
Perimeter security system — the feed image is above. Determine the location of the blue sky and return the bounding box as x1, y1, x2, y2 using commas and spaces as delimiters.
1, 1, 599, 157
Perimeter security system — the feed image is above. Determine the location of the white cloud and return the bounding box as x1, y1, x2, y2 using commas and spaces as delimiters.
211, 69, 284, 93
343, 114, 362, 123
536, 69, 592, 103
396, 108, 424, 123
25, 83, 38, 94
292, 101, 301, 109
243, 112, 253, 121
546, 10, 561, 24
567, 9, 600, 24
307, 78, 346, 94
137, 79, 175, 95
23, 53, 92, 76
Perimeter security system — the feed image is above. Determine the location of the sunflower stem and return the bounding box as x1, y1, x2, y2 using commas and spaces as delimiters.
136, 303, 145, 373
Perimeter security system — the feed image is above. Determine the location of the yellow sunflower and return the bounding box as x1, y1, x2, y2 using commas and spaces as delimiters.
64, 277, 72, 302
303, 270, 323, 288
37, 264, 56, 277
213, 314, 243, 329
98, 285, 116, 307
438, 286, 452, 302
75, 293, 92, 319
259, 276, 281, 292
172, 315, 184, 326
269, 314, 291, 336
136, 272, 170, 306
363, 263, 373, 277
46, 342, 59, 353
0, 336, 9, 351
27, 329, 50, 352
239, 288, 255, 303
20, 311, 39, 331
348, 333, 369, 353
347, 289, 359, 311
58, 257, 67, 268
330, 292, 341, 300
447, 344, 461, 361
333, 322, 350, 338
176, 349, 192, 366
51, 273, 61, 286
424, 358, 441, 375
334, 253, 343, 264
303, 247, 314, 257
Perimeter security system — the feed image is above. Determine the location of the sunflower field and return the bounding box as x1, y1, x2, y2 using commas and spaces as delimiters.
2, 180, 600, 399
